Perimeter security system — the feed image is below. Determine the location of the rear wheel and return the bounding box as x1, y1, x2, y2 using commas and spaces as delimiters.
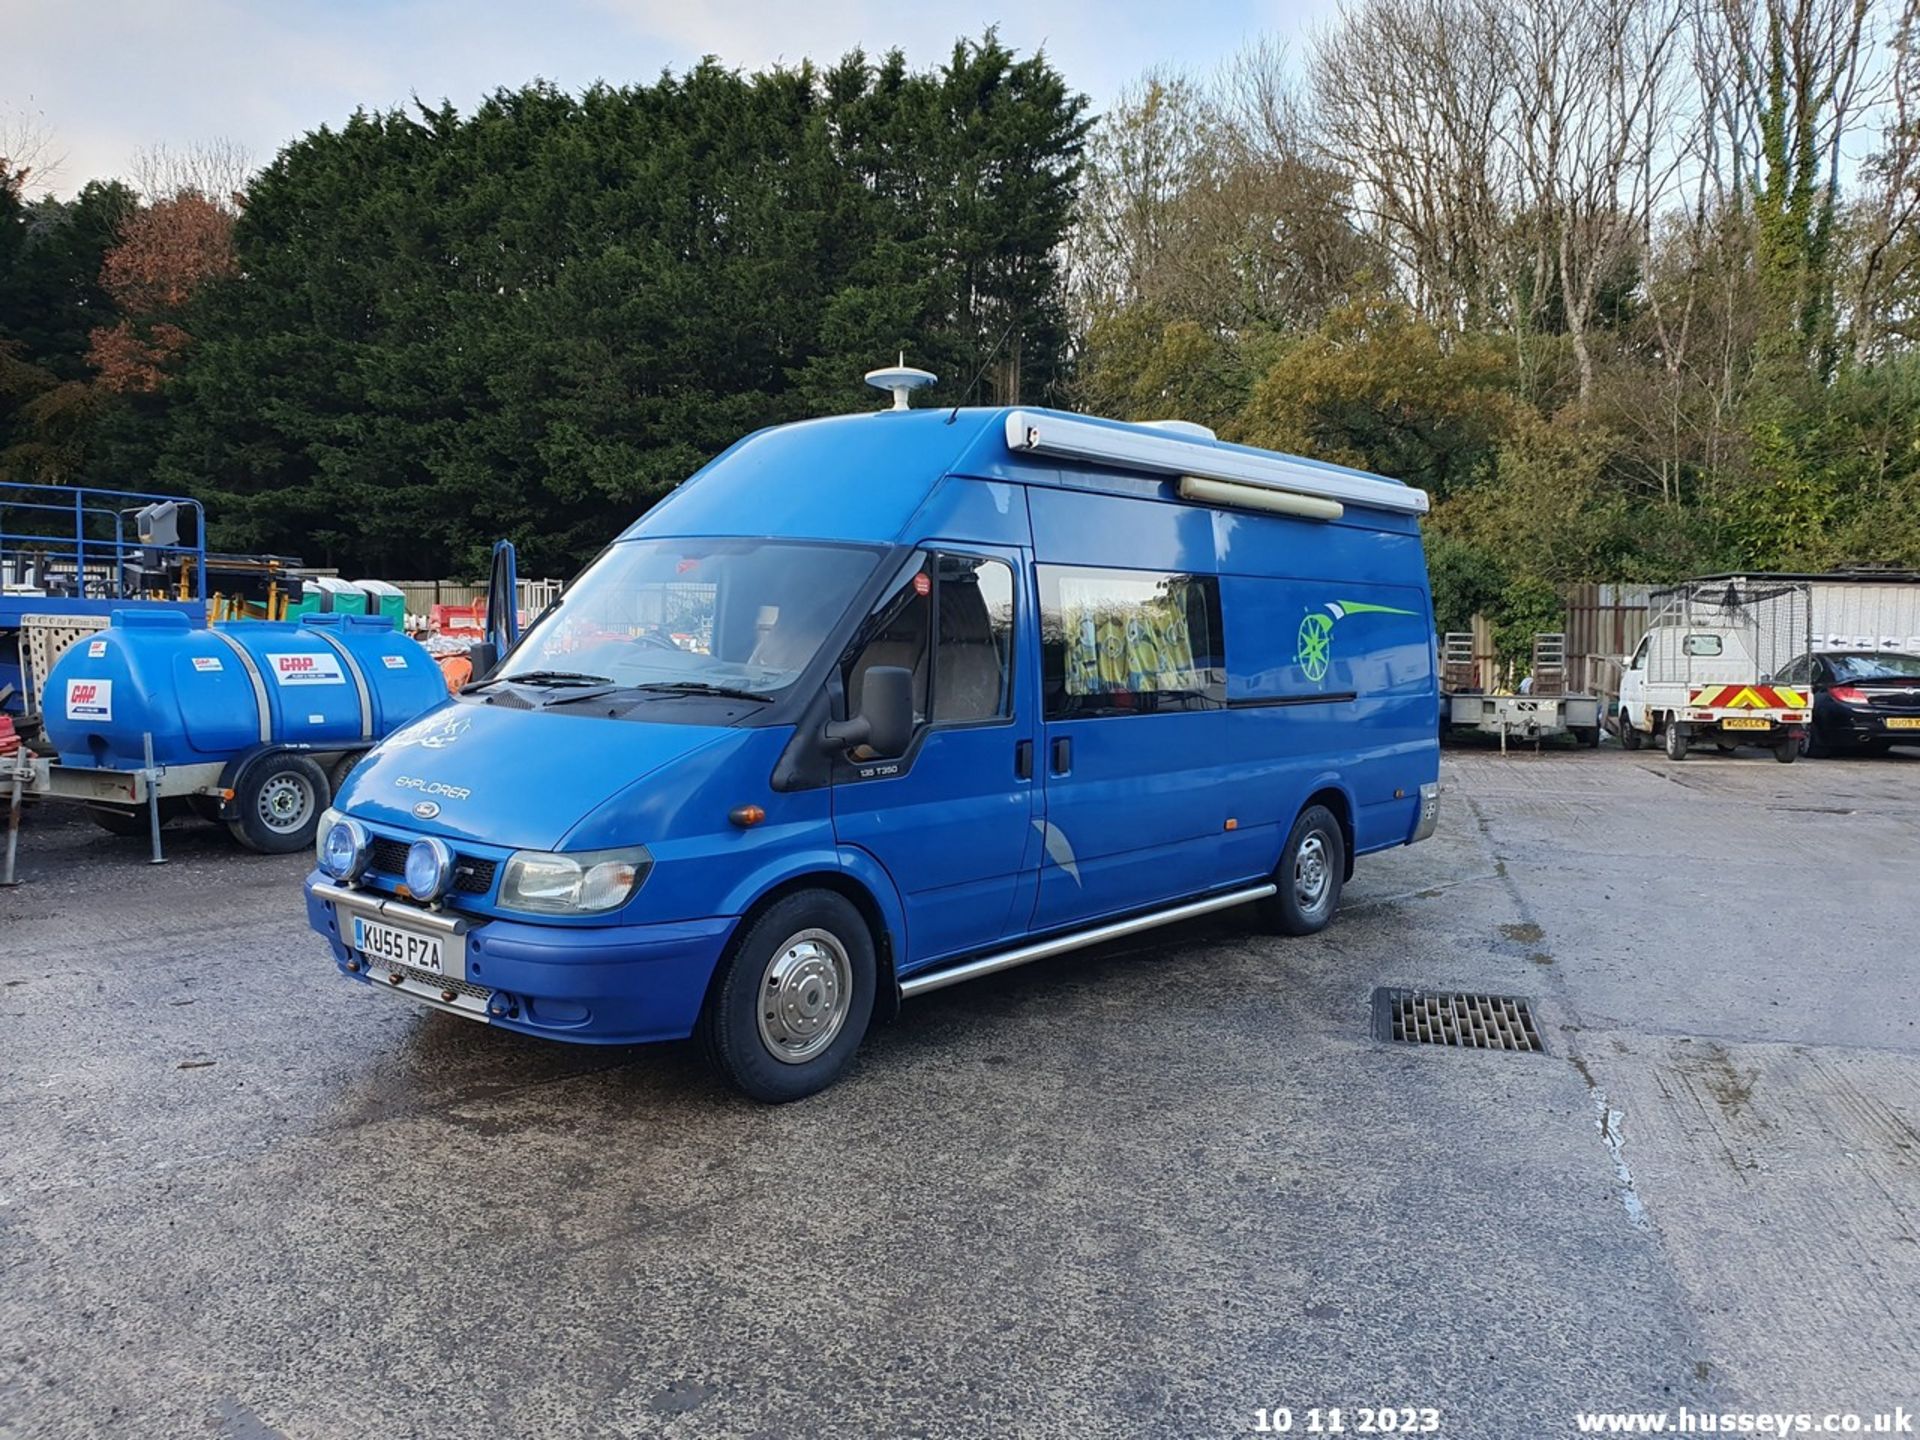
1619, 708, 1643, 751
702, 889, 876, 1103
1257, 804, 1345, 937
1773, 739, 1799, 764
1663, 719, 1689, 761
227, 754, 330, 854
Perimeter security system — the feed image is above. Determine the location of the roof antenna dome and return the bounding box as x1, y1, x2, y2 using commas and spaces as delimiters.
865, 354, 938, 411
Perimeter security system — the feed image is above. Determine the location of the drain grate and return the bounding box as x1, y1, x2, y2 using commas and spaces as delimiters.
1373, 988, 1545, 1053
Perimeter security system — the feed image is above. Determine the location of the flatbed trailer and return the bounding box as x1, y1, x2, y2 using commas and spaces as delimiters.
1440, 632, 1603, 748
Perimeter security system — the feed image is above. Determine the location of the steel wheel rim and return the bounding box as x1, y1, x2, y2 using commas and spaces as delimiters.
257, 772, 314, 834
757, 928, 852, 1065
1294, 831, 1332, 912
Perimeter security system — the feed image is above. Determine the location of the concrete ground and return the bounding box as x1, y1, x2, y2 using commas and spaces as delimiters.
2, 744, 1916, 1440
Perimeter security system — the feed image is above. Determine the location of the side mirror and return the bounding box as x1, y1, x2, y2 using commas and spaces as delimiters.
466, 641, 499, 680
823, 665, 915, 758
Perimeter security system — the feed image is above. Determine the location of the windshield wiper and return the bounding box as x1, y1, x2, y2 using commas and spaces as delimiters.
628, 681, 774, 704
465, 669, 613, 693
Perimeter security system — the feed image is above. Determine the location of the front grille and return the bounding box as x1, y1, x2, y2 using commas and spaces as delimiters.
452, 857, 496, 894
369, 837, 410, 876
388, 963, 491, 1002
365, 837, 497, 896
1373, 988, 1545, 1053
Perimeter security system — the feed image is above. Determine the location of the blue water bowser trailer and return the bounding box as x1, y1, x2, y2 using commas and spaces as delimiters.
29, 609, 446, 853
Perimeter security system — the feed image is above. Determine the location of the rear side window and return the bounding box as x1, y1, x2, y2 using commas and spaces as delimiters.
1683, 634, 1724, 657
1037, 564, 1225, 720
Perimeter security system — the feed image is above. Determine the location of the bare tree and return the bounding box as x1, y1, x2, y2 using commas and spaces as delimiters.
130, 138, 253, 211
1702, 0, 1876, 373
1508, 0, 1689, 399
0, 100, 64, 195
1310, 0, 1515, 329
1848, 0, 1920, 360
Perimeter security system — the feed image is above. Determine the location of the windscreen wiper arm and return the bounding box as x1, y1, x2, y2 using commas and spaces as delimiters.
464, 669, 613, 693
628, 681, 773, 704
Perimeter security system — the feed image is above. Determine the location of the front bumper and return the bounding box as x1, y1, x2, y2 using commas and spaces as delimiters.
305, 874, 737, 1045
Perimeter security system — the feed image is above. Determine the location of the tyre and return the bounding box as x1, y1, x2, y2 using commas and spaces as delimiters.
1773, 739, 1798, 764
1573, 725, 1600, 749
327, 750, 363, 799
1619, 708, 1643, 751
87, 804, 151, 838
1257, 804, 1345, 937
1663, 719, 1688, 761
226, 753, 330, 854
702, 889, 876, 1103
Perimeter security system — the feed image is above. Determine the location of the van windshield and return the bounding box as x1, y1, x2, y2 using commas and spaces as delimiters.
499, 538, 882, 697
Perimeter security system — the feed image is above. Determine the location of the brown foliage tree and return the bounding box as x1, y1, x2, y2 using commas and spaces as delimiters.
86, 192, 235, 393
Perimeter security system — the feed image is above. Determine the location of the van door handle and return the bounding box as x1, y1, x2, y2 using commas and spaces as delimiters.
1050, 737, 1071, 774
1014, 739, 1033, 779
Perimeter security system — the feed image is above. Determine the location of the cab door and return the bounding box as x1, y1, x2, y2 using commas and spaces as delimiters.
831, 547, 1040, 968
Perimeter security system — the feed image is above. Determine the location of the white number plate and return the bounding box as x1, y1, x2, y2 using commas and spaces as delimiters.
353, 916, 443, 975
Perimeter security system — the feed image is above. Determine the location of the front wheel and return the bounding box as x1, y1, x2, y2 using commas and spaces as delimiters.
1619, 708, 1643, 751
1257, 804, 1345, 937
702, 889, 876, 1103
1664, 720, 1689, 761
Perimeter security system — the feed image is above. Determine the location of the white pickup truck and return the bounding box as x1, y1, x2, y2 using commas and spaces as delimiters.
1615, 580, 1812, 762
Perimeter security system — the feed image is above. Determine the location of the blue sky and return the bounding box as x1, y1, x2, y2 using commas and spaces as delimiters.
6, 0, 1343, 197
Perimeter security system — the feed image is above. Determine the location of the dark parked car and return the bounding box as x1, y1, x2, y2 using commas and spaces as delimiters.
1772, 649, 1920, 756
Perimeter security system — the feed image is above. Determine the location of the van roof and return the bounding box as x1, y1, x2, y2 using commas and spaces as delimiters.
623, 406, 1424, 546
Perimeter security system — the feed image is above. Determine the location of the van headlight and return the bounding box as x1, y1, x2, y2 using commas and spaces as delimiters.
499, 846, 652, 915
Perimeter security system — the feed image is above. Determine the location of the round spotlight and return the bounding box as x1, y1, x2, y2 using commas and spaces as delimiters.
404, 836, 455, 901
320, 818, 370, 881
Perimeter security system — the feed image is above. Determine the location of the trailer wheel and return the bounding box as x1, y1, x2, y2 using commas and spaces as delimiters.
87, 805, 151, 838
701, 888, 876, 1103
1618, 708, 1643, 751
1573, 725, 1600, 749
227, 754, 330, 854
1663, 720, 1689, 761
1258, 804, 1345, 937
1773, 739, 1799, 764
327, 751, 362, 799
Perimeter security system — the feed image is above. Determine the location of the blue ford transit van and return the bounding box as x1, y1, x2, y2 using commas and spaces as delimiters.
305, 380, 1440, 1101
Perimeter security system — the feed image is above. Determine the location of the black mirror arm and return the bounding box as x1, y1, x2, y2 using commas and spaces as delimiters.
820, 715, 872, 751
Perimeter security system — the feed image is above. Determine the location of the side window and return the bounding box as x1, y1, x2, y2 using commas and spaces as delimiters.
843, 556, 931, 727
932, 555, 1014, 723
1683, 633, 1724, 657
841, 552, 1016, 732
1778, 654, 1810, 685
1037, 564, 1225, 720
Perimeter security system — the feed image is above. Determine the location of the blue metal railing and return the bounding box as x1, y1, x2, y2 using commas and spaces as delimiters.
0, 482, 207, 605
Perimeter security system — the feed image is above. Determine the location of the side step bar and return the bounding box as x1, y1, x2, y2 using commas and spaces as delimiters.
897, 882, 1279, 999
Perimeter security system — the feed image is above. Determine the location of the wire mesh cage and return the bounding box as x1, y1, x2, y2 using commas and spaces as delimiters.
1644, 578, 1812, 687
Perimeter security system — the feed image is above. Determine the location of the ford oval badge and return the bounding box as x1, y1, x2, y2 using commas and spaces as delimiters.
412, 800, 441, 820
